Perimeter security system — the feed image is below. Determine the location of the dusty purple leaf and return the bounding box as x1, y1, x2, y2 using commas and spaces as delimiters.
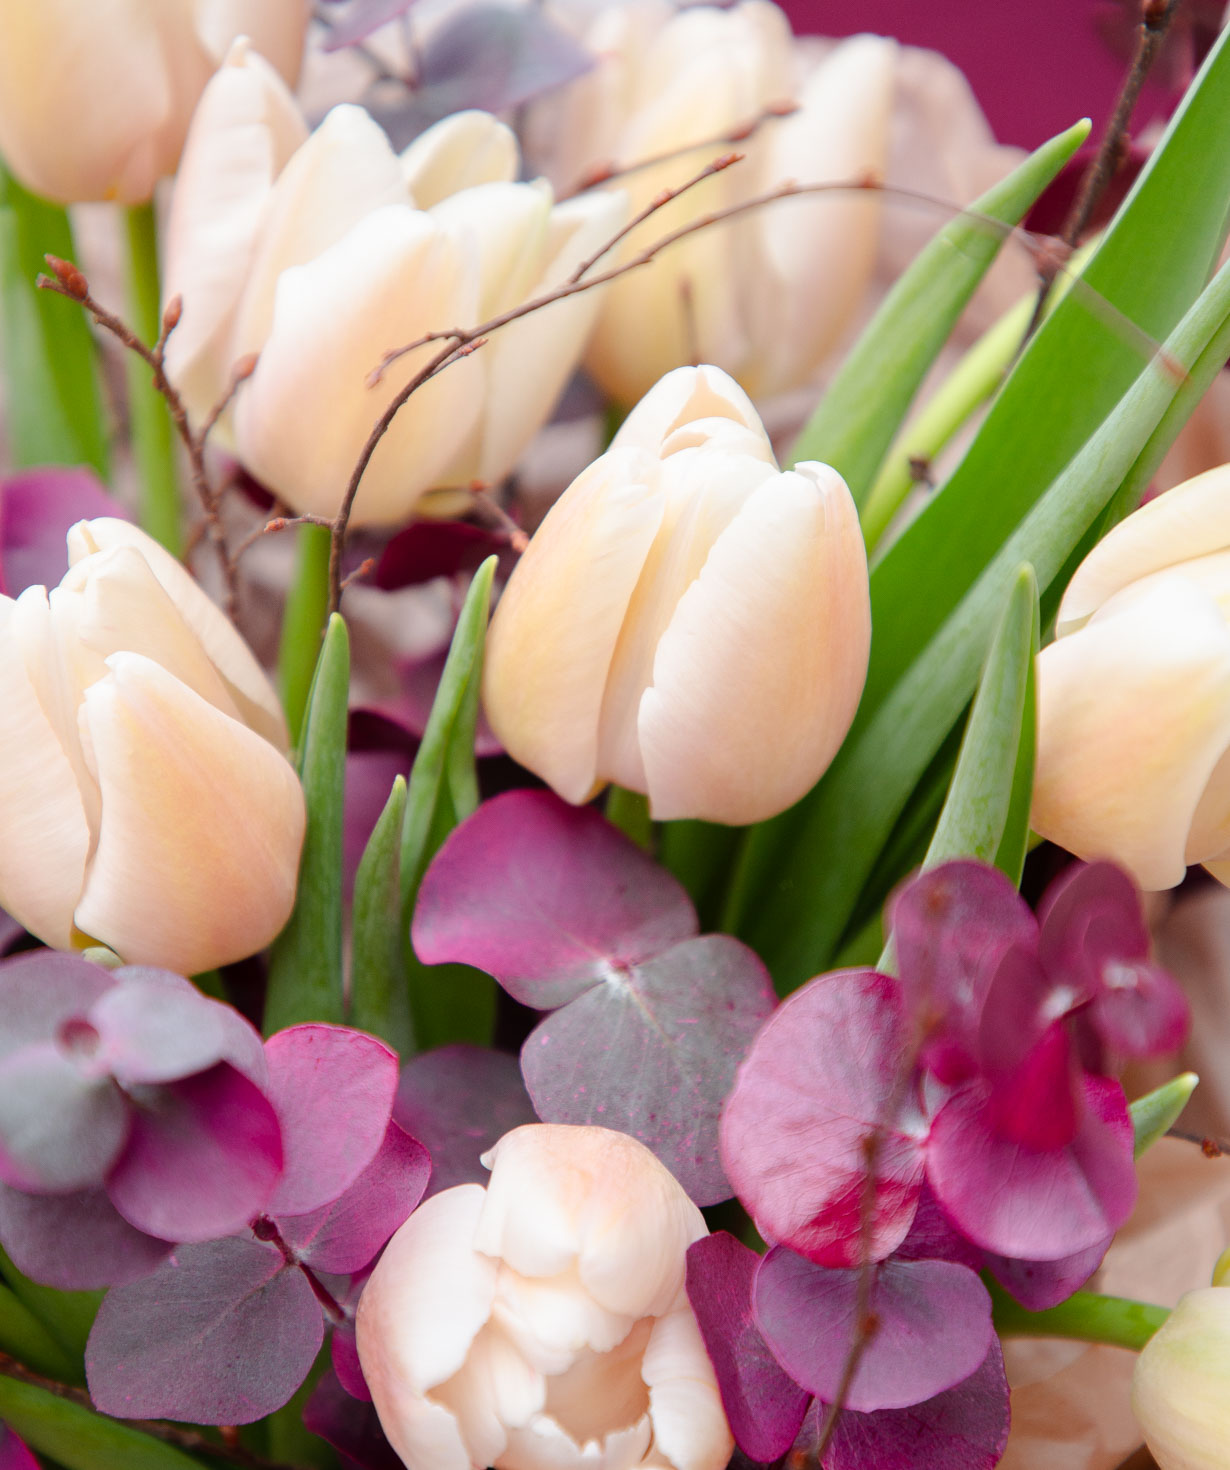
925, 1073, 1136, 1260
894, 1184, 982, 1270
0, 1184, 170, 1289
0, 1043, 128, 1193
983, 1235, 1109, 1311
721, 969, 926, 1268
823, 1341, 1010, 1470
1086, 959, 1189, 1060
332, 1319, 371, 1402
686, 1233, 810, 1461
355, 647, 502, 760
304, 1368, 402, 1470
414, 791, 697, 1009
320, 0, 418, 50
0, 1426, 39, 1470
522, 934, 773, 1205
375, 520, 516, 591
87, 1235, 323, 1424
0, 951, 115, 1060
0, 468, 129, 597
106, 1064, 282, 1243
754, 1248, 992, 1413
265, 1025, 399, 1217
393, 1045, 537, 1196
279, 1122, 429, 1275
0, 911, 23, 957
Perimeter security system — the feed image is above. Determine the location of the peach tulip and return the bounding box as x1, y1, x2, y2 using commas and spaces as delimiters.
0, 519, 305, 974
357, 1123, 732, 1470
1133, 1281, 1230, 1470
0, 0, 309, 203
1033, 464, 1230, 891
483, 364, 871, 824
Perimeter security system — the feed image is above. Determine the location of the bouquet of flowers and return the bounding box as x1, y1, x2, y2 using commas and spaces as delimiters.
0, 2, 1228, 1467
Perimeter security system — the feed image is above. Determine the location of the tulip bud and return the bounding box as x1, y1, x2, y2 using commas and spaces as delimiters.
0, 519, 304, 974
0, 1, 310, 204
1133, 1286, 1230, 1469
1032, 464, 1230, 891
483, 364, 870, 825
356, 1123, 732, 1470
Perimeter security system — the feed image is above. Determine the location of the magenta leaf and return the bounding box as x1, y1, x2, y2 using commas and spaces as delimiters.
0, 1044, 128, 1193
925, 1073, 1136, 1260
754, 1248, 993, 1413
522, 934, 773, 1205
265, 1026, 399, 1217
332, 1319, 371, 1401
822, 1341, 1010, 1470
106, 1065, 282, 1242
413, 791, 698, 1009
375, 520, 516, 591
0, 951, 116, 1057
304, 1368, 402, 1470
0, 1425, 39, 1470
0, 467, 129, 597
685, 1233, 810, 1461
0, 1184, 170, 1290
721, 970, 927, 1267
983, 1236, 1109, 1311
86, 1235, 324, 1424
394, 1045, 537, 1196
894, 1184, 982, 1271
279, 1122, 429, 1275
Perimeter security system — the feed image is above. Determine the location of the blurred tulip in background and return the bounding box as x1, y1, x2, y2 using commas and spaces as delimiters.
1133, 1274, 1230, 1470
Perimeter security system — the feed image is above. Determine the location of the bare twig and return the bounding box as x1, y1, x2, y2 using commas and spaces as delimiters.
1167, 1126, 1230, 1158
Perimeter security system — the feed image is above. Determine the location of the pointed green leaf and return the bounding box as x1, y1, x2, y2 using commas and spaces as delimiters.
0, 1281, 79, 1383
349, 774, 412, 1055
788, 119, 1089, 498
265, 612, 349, 1033
0, 1374, 205, 1470
0, 1249, 99, 1372
1131, 1073, 1199, 1159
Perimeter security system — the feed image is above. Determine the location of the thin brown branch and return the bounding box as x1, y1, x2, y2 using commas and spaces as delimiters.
232, 513, 336, 564
198, 352, 259, 447
1167, 1126, 1229, 1158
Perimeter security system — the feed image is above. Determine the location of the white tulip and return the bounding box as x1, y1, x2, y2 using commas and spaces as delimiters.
1134, 1286, 1230, 1469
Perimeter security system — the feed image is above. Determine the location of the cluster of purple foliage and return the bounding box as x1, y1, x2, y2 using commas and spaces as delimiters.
693, 860, 1187, 1469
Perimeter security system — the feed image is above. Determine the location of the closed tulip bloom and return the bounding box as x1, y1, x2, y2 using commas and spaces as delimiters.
1133, 1285, 1230, 1469
356, 1123, 732, 1470
483, 365, 870, 824
0, 519, 305, 974
1033, 464, 1230, 891
0, 0, 309, 203
163, 66, 625, 526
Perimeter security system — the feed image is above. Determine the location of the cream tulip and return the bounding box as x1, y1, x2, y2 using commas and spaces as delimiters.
356, 1123, 732, 1470
0, 0, 309, 203
0, 519, 305, 974
1133, 1285, 1230, 1469
525, 0, 896, 403
163, 68, 625, 526
1033, 464, 1230, 891
483, 364, 871, 824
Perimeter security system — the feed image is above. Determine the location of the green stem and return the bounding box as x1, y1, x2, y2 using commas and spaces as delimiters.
123, 203, 181, 554
990, 1281, 1169, 1351
278, 523, 333, 748
605, 785, 653, 850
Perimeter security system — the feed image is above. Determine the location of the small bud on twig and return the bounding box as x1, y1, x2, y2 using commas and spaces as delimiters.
231, 352, 259, 382
42, 254, 88, 300
162, 294, 183, 333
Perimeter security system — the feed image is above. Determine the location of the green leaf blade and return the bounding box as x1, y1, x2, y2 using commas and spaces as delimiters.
349, 774, 412, 1055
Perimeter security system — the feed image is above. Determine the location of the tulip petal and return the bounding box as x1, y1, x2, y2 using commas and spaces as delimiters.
1033, 574, 1230, 890
495, 1266, 637, 1366
74, 653, 304, 973
642, 1299, 734, 1470
610, 365, 764, 457
430, 181, 552, 323
0, 593, 91, 949
431, 1320, 545, 1467
402, 110, 520, 206
639, 462, 870, 823
483, 452, 663, 803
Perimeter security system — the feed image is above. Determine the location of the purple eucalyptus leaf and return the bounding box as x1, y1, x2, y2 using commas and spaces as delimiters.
0, 467, 129, 597
685, 1233, 810, 1461
393, 1045, 537, 1196
1038, 861, 1149, 979
86, 1235, 323, 1424
983, 1235, 1109, 1311
0, 911, 24, 957
332, 1319, 371, 1402
279, 1122, 429, 1275
894, 1184, 982, 1270
1086, 959, 1189, 1060
925, 1073, 1136, 1260
265, 1025, 399, 1218
105, 1064, 282, 1242
304, 1368, 402, 1470
414, 792, 698, 1007
522, 935, 773, 1205
0, 1044, 127, 1193
0, 1184, 170, 1289
982, 1021, 1081, 1152
0, 952, 115, 1061
754, 1248, 993, 1414
889, 862, 1036, 1086
823, 1340, 1011, 1470
375, 521, 516, 591
355, 648, 502, 760
721, 970, 927, 1267
320, 0, 418, 50
0, 1426, 39, 1470
345, 749, 411, 901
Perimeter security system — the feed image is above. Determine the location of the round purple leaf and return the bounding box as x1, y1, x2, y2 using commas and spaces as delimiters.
754, 1248, 993, 1413
304, 1367, 403, 1470
375, 519, 516, 590
412, 791, 698, 1009
522, 934, 774, 1205
0, 1044, 128, 1193
0, 1184, 170, 1289
0, 952, 115, 1061
86, 1235, 323, 1424
332, 1319, 371, 1402
685, 1233, 811, 1461
105, 1064, 282, 1242
264, 1025, 399, 1218
721, 970, 927, 1267
394, 1045, 537, 1197
0, 467, 129, 597
894, 1184, 983, 1270
983, 1235, 1109, 1311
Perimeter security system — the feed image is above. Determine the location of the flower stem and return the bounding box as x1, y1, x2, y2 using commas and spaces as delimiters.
278, 523, 332, 748
123, 203, 182, 555
605, 785, 652, 850
991, 1281, 1170, 1352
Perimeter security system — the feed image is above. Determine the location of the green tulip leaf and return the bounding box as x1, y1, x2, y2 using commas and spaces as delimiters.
0, 1374, 205, 1470
1131, 1073, 1200, 1159
349, 774, 412, 1055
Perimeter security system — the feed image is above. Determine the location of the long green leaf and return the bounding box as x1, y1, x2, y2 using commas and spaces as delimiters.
401, 559, 497, 1050
0, 1283, 78, 1383
788, 119, 1089, 498
0, 1375, 205, 1470
0, 1250, 98, 1373
349, 774, 412, 1055
265, 612, 349, 1033
0, 164, 108, 474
